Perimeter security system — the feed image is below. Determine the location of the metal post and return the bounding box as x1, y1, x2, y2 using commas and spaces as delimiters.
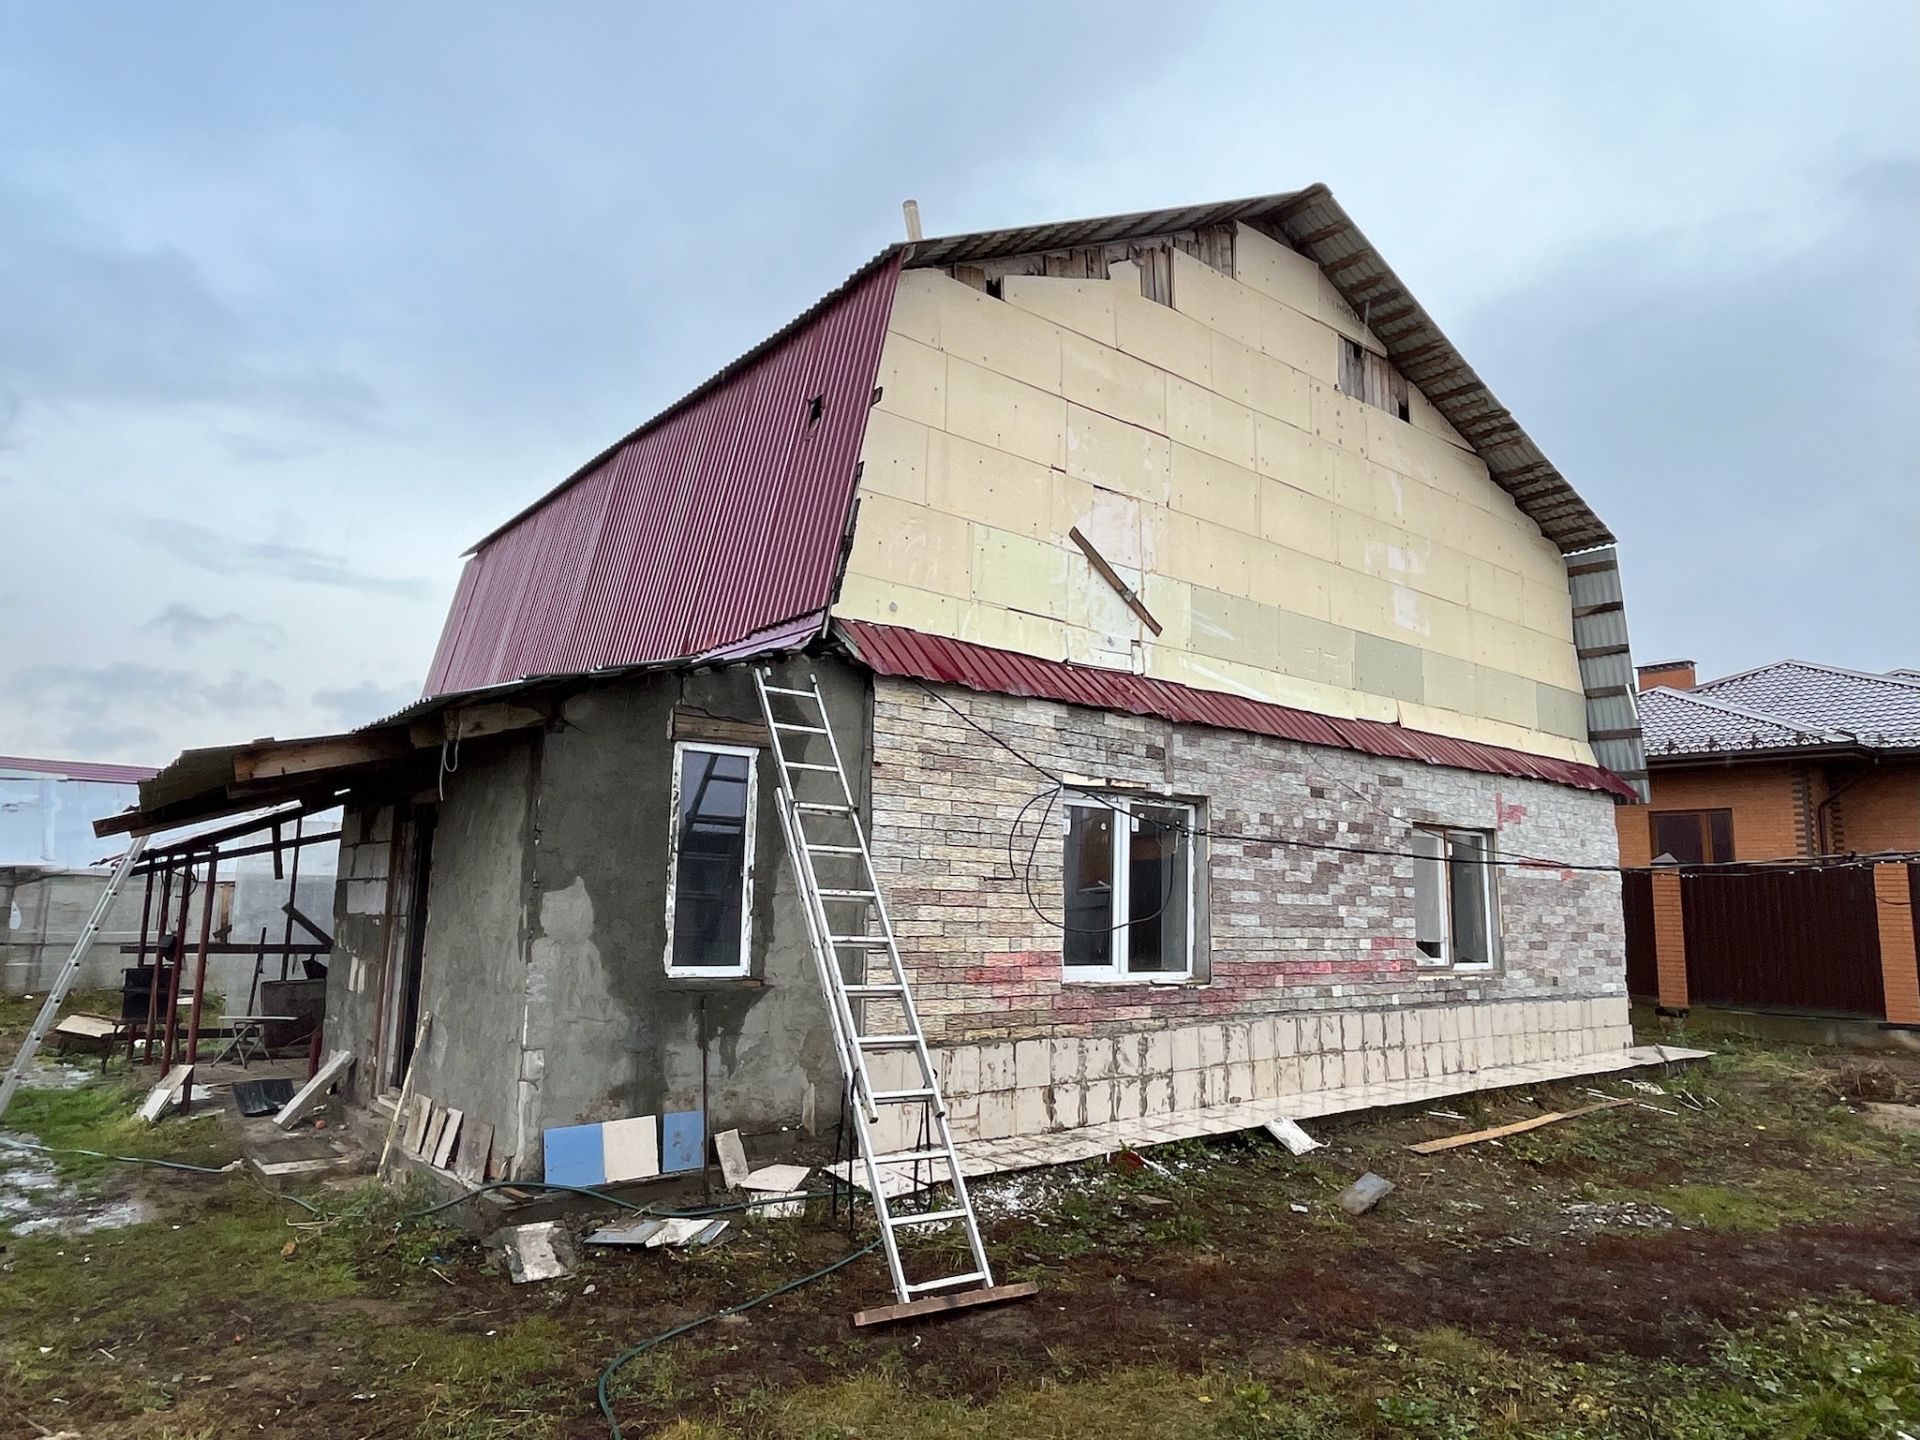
161, 866, 195, 1069
280, 815, 303, 982
126, 867, 156, 1062
142, 865, 175, 1064
181, 851, 219, 1112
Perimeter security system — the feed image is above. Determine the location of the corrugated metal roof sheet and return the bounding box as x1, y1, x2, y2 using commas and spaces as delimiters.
899, 184, 1614, 554
422, 259, 900, 697
835, 620, 1635, 798
0, 755, 159, 785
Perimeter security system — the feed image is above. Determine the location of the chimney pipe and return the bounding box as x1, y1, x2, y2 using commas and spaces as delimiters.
1636, 659, 1697, 692
902, 199, 923, 242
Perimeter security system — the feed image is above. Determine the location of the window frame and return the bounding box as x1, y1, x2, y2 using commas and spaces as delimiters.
1412, 824, 1500, 972
1060, 794, 1199, 984
663, 740, 759, 978
1648, 808, 1734, 866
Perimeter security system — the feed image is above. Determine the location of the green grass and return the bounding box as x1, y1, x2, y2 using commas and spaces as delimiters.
1, 1072, 235, 1180
349, 1314, 581, 1440
658, 1298, 1920, 1440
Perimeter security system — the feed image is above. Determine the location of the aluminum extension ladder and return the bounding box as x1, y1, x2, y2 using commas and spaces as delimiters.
0, 835, 149, 1121
753, 668, 999, 1312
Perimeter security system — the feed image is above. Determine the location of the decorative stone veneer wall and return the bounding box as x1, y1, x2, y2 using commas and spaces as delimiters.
862, 678, 1630, 1146
873, 996, 1632, 1144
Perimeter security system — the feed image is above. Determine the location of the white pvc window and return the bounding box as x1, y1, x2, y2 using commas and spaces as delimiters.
1062, 797, 1196, 982
664, 742, 758, 976
1413, 826, 1497, 971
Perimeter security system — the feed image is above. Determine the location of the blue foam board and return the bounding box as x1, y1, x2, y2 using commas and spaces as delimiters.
660, 1110, 704, 1174
543, 1122, 607, 1187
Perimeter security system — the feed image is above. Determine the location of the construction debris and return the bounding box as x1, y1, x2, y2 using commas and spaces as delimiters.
274, 1049, 354, 1131
1264, 1116, 1323, 1155
714, 1128, 750, 1188
135, 1064, 194, 1123
1407, 1097, 1634, 1155
1337, 1172, 1395, 1215
742, 1163, 810, 1193
497, 1221, 578, 1283
585, 1216, 731, 1249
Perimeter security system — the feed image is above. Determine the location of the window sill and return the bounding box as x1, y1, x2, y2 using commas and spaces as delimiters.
662, 972, 766, 988
1062, 973, 1203, 988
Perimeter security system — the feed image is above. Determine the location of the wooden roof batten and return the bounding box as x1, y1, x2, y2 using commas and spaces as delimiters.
899, 183, 1615, 554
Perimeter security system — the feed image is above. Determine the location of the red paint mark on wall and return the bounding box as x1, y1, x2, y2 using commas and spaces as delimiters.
1494, 791, 1528, 829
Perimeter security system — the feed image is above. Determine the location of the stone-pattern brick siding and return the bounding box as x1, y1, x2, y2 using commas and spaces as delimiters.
866, 678, 1626, 1046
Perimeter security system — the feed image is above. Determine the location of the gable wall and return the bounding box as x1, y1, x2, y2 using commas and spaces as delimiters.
835, 223, 1592, 763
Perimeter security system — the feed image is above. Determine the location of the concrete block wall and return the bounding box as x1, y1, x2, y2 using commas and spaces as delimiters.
837, 222, 1593, 763
867, 996, 1635, 1146
866, 677, 1626, 1085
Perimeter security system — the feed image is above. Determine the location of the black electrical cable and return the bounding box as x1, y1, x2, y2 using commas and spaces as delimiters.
909, 678, 1916, 878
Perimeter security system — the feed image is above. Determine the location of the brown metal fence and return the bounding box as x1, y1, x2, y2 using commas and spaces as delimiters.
1679, 865, 1885, 1018
1620, 870, 1658, 1000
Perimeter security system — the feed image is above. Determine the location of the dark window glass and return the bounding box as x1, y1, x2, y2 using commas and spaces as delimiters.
671, 749, 752, 969
1447, 831, 1492, 966
1706, 810, 1735, 862
1651, 811, 1707, 866
1127, 806, 1190, 973
1063, 805, 1115, 967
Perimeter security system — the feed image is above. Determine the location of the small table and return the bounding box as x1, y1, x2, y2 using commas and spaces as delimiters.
211, 1016, 297, 1069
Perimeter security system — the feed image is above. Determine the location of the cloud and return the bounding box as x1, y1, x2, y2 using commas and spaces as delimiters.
1463, 159, 1919, 674
141, 602, 285, 650
311, 680, 419, 729
0, 177, 379, 428
60, 722, 163, 761
140, 517, 429, 598
9, 661, 286, 716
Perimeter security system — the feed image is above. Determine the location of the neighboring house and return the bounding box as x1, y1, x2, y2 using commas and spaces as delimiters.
1617, 659, 1920, 865
2, 755, 159, 994
1616, 660, 1920, 1026
105, 186, 1653, 1181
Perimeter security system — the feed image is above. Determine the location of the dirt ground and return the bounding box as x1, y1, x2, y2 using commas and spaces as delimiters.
3, 995, 1918, 1439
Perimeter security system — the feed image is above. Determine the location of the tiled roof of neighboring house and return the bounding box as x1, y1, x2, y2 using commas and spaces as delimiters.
0, 755, 159, 785
1641, 661, 1920, 759
835, 620, 1636, 798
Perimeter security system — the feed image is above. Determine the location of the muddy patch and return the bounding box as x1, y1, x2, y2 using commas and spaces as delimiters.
0, 1132, 153, 1235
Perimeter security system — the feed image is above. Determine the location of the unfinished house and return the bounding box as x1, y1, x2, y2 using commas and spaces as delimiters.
108, 187, 1661, 1237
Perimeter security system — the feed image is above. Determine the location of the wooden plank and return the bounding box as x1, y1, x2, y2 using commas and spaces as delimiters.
1067, 527, 1163, 636
670, 709, 768, 747
421, 1104, 448, 1162
433, 1108, 463, 1170
455, 1118, 494, 1187
272, 1049, 354, 1130
1407, 1098, 1633, 1155
136, 1063, 194, 1124
235, 733, 410, 784
852, 1281, 1040, 1329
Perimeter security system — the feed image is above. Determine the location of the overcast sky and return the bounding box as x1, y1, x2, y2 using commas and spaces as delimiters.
2, 1, 1914, 764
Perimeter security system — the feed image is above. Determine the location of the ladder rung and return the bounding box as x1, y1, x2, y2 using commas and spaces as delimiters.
904, 1271, 990, 1295
871, 1087, 938, 1103
829, 935, 890, 946
795, 802, 854, 814
871, 1147, 954, 1166
856, 1034, 919, 1049
772, 721, 829, 734
819, 888, 877, 899
806, 844, 863, 854
843, 983, 905, 997
785, 762, 840, 772
890, 1210, 967, 1230
760, 685, 818, 698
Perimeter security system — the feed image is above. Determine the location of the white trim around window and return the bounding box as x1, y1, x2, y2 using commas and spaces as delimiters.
1412, 825, 1499, 971
1061, 795, 1198, 983
664, 740, 759, 977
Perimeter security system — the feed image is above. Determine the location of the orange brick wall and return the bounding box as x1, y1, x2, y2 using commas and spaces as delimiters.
1874, 863, 1920, 1025
1650, 869, 1688, 1008
1830, 765, 1920, 854
1615, 762, 1811, 865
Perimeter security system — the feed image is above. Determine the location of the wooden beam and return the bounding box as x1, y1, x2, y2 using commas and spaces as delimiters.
672, 709, 769, 747
1406, 1098, 1633, 1155
851, 1281, 1040, 1329
235, 733, 410, 784
406, 701, 549, 749
1067, 527, 1162, 636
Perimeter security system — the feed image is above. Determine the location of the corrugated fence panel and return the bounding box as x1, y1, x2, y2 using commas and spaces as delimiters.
1681, 866, 1885, 1018
1620, 870, 1658, 999
422, 260, 899, 697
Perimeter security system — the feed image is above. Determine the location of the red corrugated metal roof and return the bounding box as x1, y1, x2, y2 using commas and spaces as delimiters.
422, 258, 901, 697
0, 755, 159, 785
834, 621, 1635, 799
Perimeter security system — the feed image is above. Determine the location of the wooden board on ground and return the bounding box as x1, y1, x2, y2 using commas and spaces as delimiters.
852, 1281, 1040, 1329
271, 1049, 353, 1130
456, 1119, 494, 1187
136, 1064, 194, 1124
52, 1013, 120, 1048
421, 1104, 448, 1163
433, 1108, 463, 1170
1407, 1097, 1633, 1155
